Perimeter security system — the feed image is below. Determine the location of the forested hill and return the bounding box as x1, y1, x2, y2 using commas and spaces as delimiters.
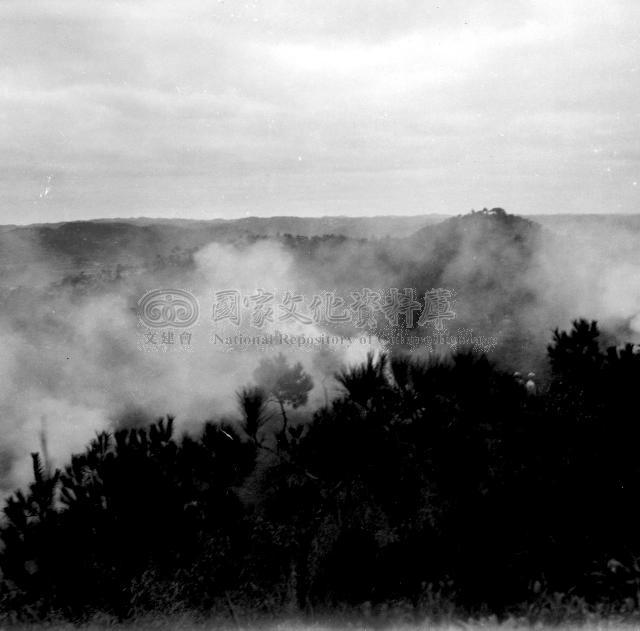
0, 209, 636, 373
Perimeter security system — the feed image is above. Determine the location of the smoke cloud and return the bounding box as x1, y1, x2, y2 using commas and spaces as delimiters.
0, 235, 380, 492
1, 213, 640, 492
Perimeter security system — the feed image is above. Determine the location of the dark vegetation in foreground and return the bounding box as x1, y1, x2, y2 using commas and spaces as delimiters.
2, 320, 640, 623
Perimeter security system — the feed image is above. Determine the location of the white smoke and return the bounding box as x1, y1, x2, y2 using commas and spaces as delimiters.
525, 222, 640, 341
3, 214, 639, 494
0, 237, 380, 492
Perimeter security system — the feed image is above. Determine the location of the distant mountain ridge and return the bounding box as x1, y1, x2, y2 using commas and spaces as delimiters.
1, 210, 639, 286
0, 214, 448, 240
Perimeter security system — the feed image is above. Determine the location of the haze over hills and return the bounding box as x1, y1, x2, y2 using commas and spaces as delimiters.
0, 215, 445, 279
1, 210, 639, 352
1, 207, 639, 493
1, 212, 639, 276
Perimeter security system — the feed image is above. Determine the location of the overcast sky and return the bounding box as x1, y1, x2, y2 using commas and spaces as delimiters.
1, 0, 639, 223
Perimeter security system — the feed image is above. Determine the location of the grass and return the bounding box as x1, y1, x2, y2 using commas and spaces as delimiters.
5, 618, 640, 631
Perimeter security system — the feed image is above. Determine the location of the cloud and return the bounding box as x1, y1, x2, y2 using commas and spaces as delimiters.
0, 0, 639, 222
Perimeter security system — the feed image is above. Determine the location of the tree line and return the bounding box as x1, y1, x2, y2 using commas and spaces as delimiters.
1, 319, 640, 622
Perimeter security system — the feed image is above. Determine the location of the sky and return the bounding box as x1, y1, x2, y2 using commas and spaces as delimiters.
1, 0, 639, 224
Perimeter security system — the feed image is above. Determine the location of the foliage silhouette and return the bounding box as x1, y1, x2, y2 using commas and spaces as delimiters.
2, 321, 640, 621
